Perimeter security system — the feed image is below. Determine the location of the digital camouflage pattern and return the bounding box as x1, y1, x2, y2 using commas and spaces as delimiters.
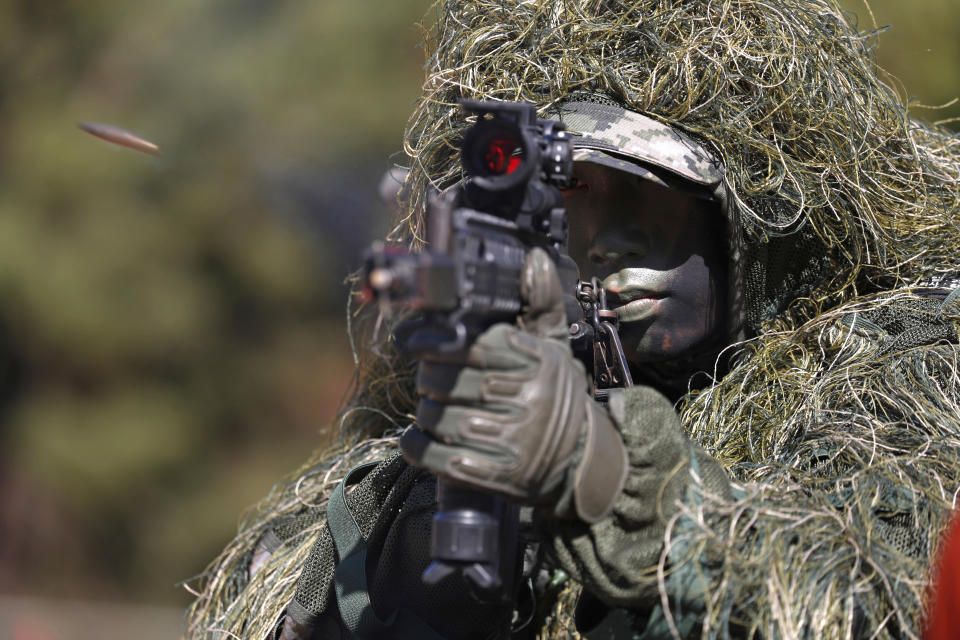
185, 1, 960, 638
556, 99, 724, 189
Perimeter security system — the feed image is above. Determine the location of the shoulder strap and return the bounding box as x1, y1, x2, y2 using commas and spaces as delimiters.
327, 461, 448, 640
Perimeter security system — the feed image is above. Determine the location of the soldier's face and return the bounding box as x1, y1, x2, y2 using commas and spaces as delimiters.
565, 162, 726, 365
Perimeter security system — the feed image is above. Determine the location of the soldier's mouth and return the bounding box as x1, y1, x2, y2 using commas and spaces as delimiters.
607, 289, 666, 322
606, 288, 665, 304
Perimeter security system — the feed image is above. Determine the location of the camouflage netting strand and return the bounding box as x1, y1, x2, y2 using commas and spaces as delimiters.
400, 0, 960, 304
183, 297, 418, 638
674, 292, 960, 638
181, 434, 408, 639
186, 0, 960, 638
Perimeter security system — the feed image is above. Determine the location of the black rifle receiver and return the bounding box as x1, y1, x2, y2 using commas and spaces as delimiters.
366, 100, 580, 349
363, 99, 633, 600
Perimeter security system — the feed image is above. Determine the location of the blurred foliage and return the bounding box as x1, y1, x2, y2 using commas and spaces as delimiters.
0, 0, 432, 604
841, 0, 960, 129
0, 0, 954, 607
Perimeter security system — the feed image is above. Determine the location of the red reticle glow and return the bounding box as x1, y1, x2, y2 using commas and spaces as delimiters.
485, 137, 522, 174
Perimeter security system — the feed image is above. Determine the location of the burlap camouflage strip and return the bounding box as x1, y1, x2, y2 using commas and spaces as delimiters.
553, 100, 723, 189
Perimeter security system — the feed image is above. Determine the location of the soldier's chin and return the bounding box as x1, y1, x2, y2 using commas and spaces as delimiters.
623, 324, 705, 364
617, 320, 658, 365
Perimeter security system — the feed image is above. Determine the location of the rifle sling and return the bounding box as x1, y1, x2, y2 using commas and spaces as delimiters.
328, 461, 448, 640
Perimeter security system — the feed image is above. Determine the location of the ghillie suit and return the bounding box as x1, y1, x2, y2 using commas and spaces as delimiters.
184, 0, 960, 638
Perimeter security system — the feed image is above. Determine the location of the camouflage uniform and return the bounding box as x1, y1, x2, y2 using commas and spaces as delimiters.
237, 101, 958, 640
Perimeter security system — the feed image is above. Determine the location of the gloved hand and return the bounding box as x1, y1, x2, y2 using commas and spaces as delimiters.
400, 248, 628, 523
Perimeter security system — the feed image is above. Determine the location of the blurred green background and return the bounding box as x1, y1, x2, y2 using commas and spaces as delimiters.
0, 0, 955, 625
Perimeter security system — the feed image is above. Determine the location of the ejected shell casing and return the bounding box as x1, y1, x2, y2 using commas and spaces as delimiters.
77, 121, 161, 155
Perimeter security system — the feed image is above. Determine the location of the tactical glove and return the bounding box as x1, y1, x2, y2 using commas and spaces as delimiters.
400, 248, 628, 523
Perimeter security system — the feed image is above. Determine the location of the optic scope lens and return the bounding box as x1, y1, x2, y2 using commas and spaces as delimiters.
461, 115, 537, 193
483, 137, 523, 175
463, 121, 530, 179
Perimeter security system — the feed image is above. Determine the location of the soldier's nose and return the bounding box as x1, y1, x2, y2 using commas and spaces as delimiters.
587, 231, 647, 267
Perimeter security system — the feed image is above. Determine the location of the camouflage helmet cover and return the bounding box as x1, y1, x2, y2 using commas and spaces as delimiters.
550, 98, 724, 195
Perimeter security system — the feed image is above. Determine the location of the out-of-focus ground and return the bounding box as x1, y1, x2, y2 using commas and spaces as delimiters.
0, 0, 955, 636
0, 596, 181, 640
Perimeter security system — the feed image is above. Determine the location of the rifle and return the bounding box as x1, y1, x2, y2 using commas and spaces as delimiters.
363, 99, 633, 600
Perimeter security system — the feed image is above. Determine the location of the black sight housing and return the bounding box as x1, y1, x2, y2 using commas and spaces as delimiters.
460, 100, 574, 224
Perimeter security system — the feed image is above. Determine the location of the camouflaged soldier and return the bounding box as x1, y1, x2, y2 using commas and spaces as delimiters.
262, 95, 742, 639
186, 2, 960, 638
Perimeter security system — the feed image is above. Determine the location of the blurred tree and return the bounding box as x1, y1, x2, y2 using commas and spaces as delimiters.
0, 0, 432, 604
